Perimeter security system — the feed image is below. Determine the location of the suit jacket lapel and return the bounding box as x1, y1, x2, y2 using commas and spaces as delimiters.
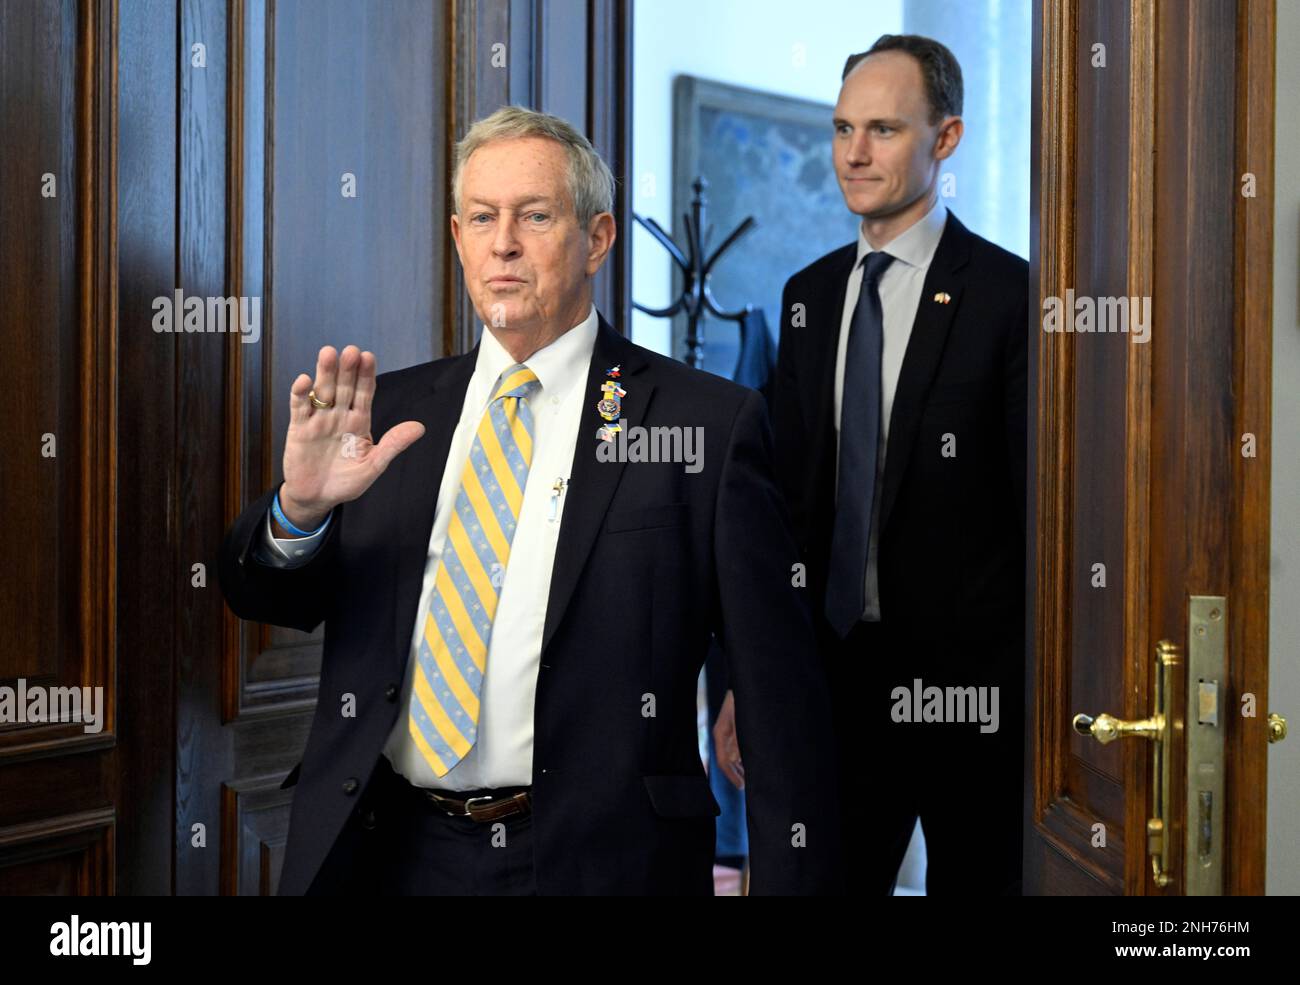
807, 245, 859, 487
541, 316, 653, 658
390, 346, 477, 672
877, 212, 973, 534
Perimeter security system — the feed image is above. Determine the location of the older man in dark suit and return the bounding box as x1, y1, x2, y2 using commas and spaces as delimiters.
218, 106, 842, 895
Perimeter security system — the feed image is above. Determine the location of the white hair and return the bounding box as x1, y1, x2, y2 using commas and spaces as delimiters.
452, 105, 615, 226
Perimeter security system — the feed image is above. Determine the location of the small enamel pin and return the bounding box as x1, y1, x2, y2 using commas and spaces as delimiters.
596, 422, 622, 442
595, 365, 627, 422
933, 292, 952, 304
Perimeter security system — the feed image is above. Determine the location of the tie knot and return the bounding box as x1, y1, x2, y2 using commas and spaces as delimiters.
492, 363, 540, 402
861, 250, 895, 286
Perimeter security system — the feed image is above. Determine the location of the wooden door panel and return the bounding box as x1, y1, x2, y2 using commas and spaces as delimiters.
1028, 0, 1274, 896
1028, 0, 1143, 895
0, 0, 116, 763
0, 0, 121, 895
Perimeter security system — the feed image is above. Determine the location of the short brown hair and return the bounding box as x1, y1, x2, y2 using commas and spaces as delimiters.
842, 34, 963, 124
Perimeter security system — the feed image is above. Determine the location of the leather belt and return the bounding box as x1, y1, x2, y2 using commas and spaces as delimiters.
375, 758, 533, 822
420, 787, 532, 823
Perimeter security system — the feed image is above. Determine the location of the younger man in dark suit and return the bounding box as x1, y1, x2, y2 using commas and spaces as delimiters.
716, 34, 1028, 895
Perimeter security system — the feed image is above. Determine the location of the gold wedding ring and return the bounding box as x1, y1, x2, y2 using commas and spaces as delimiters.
308, 388, 334, 410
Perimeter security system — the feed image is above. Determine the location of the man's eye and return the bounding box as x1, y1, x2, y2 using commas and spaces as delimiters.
834, 124, 850, 136
471, 213, 492, 223
874, 125, 895, 136
527, 212, 549, 223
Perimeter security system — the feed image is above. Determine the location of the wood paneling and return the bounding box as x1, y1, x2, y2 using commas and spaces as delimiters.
220, 779, 291, 896
114, 0, 178, 896
176, 0, 232, 896
0, 0, 124, 897
0, 809, 114, 895
0, 0, 116, 763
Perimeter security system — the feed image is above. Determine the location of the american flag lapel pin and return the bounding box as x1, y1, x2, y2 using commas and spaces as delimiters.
595, 365, 626, 423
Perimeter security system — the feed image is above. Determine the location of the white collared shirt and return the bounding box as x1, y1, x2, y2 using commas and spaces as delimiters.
832, 199, 948, 621
257, 306, 598, 790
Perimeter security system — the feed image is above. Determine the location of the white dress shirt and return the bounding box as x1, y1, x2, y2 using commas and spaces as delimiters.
832, 198, 948, 622
255, 306, 598, 790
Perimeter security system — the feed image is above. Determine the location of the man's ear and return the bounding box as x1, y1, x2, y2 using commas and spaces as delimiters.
450, 212, 464, 262
585, 212, 617, 277
933, 116, 964, 162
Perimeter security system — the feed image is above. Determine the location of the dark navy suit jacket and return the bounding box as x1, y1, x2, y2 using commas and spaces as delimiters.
218, 314, 843, 895
771, 210, 1029, 688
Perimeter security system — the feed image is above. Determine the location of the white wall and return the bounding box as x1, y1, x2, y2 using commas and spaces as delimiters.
631, 0, 904, 353
1268, 0, 1300, 896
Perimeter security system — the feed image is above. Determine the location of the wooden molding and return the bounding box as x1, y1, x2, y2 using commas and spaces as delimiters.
1227, 0, 1274, 897
1122, 0, 1155, 898
1031, 0, 1077, 837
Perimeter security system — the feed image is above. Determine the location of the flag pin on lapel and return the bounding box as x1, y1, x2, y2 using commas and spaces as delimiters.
596, 366, 626, 422
933, 291, 952, 304
595, 364, 626, 442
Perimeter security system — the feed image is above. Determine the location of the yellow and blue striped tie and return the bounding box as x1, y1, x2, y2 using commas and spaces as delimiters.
409, 363, 541, 777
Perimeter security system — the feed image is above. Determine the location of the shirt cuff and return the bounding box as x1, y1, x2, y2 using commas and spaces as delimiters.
254, 506, 332, 568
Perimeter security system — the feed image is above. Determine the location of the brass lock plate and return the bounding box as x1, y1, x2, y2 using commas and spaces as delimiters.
1186, 595, 1226, 895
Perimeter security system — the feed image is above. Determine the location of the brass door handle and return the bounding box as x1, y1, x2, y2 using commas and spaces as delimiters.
1268, 713, 1287, 743
1072, 712, 1162, 744
1072, 640, 1179, 887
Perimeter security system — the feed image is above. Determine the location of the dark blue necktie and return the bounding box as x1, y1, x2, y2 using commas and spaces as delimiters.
825, 251, 895, 638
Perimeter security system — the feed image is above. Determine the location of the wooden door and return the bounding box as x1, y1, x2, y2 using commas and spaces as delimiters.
1026, 0, 1276, 895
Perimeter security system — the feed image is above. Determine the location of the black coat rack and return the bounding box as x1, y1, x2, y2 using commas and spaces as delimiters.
633, 177, 756, 369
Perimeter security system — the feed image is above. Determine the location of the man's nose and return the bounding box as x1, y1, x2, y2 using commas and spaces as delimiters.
845, 132, 871, 166
492, 214, 522, 258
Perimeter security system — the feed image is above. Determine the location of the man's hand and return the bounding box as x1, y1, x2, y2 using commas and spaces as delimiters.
712, 689, 744, 790
278, 345, 426, 529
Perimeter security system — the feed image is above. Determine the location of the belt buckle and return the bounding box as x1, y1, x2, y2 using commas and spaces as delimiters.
463, 794, 496, 821
422, 789, 529, 821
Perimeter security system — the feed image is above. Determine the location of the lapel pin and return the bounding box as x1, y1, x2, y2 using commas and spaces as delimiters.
596, 366, 627, 422
933, 292, 952, 304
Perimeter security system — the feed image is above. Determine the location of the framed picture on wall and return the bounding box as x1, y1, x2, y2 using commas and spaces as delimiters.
671, 75, 859, 378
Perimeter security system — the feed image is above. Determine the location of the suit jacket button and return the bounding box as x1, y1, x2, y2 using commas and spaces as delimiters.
360, 809, 377, 830
342, 777, 359, 795
385, 684, 398, 702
